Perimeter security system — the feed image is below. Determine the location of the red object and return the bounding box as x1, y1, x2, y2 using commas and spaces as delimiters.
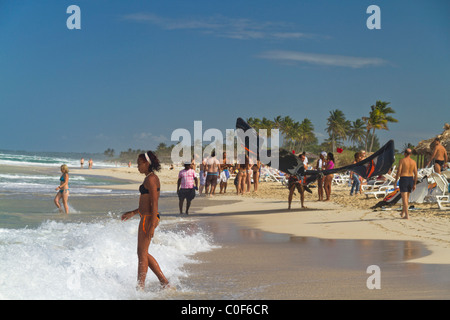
337, 148, 343, 154
292, 150, 296, 154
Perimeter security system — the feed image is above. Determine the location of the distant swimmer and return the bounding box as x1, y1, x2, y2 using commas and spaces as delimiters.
121, 151, 170, 290
54, 164, 70, 214
394, 148, 418, 220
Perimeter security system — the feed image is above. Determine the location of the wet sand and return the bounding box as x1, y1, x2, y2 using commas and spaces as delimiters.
175, 198, 450, 300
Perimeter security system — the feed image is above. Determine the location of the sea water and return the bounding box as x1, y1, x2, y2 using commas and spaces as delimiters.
0, 150, 218, 299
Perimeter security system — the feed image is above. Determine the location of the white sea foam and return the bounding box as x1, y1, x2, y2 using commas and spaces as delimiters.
0, 217, 217, 299
0, 151, 116, 168
0, 174, 86, 181
0, 172, 129, 195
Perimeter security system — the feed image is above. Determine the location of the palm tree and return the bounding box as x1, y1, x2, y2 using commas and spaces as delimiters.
297, 118, 315, 151
286, 120, 301, 151
260, 117, 274, 138
246, 117, 262, 130
362, 108, 381, 151
272, 115, 285, 146
363, 101, 398, 152
276, 116, 295, 149
326, 109, 350, 152
103, 148, 115, 157
348, 119, 366, 148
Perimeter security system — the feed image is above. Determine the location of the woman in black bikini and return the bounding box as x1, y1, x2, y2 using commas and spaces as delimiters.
121, 151, 169, 289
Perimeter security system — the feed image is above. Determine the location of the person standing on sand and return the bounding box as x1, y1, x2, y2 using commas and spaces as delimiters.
236, 155, 250, 195
427, 138, 448, 173
251, 159, 261, 192
54, 164, 70, 214
198, 157, 207, 195
350, 152, 362, 196
121, 151, 170, 289
205, 151, 220, 197
394, 148, 418, 220
177, 161, 198, 215
324, 152, 335, 201
219, 152, 230, 194
315, 152, 326, 201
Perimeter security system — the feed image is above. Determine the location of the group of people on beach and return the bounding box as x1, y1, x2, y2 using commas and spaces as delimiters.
192, 151, 261, 197
52, 137, 447, 290
395, 138, 448, 219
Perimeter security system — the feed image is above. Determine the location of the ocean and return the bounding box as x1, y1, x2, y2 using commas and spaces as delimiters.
0, 150, 219, 299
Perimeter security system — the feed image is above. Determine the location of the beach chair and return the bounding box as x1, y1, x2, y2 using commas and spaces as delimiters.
417, 166, 434, 180
261, 167, 283, 183
332, 173, 350, 185
361, 174, 395, 192
270, 170, 287, 184
364, 185, 393, 199
430, 173, 450, 210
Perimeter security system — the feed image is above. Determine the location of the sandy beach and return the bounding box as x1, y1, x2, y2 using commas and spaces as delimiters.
72, 165, 450, 264
71, 165, 450, 299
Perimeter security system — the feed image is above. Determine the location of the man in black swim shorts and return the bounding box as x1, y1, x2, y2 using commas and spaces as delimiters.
394, 148, 418, 220
426, 138, 448, 173
399, 176, 414, 193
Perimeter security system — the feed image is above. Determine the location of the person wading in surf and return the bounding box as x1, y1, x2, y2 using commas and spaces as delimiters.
121, 151, 170, 290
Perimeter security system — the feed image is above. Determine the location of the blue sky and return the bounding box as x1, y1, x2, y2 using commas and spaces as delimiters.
1, 0, 449, 153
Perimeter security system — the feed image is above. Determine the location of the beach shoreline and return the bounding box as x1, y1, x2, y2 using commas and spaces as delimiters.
73, 165, 450, 265
69, 166, 450, 299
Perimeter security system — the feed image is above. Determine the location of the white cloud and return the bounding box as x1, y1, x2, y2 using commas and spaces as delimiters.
122, 13, 314, 41
134, 132, 168, 143
258, 50, 388, 68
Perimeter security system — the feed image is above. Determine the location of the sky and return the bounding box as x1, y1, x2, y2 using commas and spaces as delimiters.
0, 0, 449, 154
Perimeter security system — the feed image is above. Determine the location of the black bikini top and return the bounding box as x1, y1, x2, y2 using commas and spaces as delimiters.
139, 184, 160, 194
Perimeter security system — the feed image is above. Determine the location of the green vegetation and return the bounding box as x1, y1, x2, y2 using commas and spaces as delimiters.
247, 100, 396, 155
106, 100, 402, 165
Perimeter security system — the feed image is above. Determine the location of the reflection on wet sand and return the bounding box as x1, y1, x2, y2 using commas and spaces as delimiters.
184, 217, 450, 299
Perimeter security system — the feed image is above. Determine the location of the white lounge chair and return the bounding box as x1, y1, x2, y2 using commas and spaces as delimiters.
361, 174, 395, 192
261, 167, 286, 184
417, 165, 434, 180
332, 173, 350, 185
430, 173, 450, 210
364, 185, 393, 199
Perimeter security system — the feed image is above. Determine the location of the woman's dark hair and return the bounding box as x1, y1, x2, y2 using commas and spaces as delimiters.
327, 152, 335, 162
138, 151, 161, 172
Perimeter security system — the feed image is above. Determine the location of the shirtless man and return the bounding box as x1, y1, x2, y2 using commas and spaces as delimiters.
205, 151, 220, 196
427, 138, 448, 173
394, 148, 418, 219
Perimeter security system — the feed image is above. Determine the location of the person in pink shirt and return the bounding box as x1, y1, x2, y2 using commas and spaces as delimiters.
324, 152, 335, 201
177, 162, 198, 215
